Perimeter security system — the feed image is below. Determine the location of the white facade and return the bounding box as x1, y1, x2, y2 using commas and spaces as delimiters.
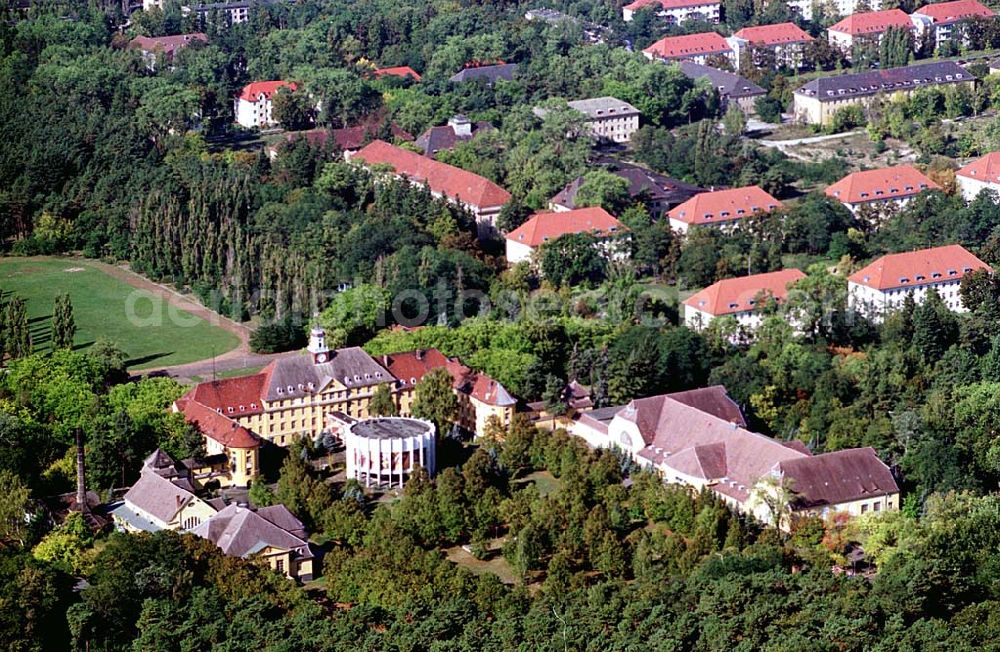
505, 239, 534, 265
667, 216, 740, 233
235, 95, 275, 129
684, 306, 764, 332
586, 113, 640, 143
848, 278, 966, 321
957, 174, 1000, 202
345, 418, 436, 489
727, 37, 809, 70
623, 0, 720, 23
790, 0, 882, 21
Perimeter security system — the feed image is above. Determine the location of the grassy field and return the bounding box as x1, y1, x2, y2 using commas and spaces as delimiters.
0, 257, 240, 370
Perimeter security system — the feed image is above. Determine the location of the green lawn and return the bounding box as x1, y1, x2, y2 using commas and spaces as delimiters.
0, 257, 240, 370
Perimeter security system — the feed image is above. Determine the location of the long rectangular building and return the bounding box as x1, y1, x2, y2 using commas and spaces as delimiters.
793, 61, 975, 125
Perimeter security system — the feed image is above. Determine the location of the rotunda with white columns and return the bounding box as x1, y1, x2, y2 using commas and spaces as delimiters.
345, 417, 436, 489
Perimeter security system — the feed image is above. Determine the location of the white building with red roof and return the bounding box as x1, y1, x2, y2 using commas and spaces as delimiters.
848, 244, 992, 319
956, 151, 1000, 201
642, 32, 734, 65
667, 185, 782, 233
727, 23, 813, 70
827, 10, 921, 58
913, 0, 995, 49
623, 0, 720, 24
825, 165, 940, 216
504, 207, 628, 265
683, 269, 806, 332
571, 386, 900, 527
350, 140, 511, 237
234, 80, 297, 128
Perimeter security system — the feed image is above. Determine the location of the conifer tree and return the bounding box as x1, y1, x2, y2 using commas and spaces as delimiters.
52, 293, 76, 350
5, 297, 31, 360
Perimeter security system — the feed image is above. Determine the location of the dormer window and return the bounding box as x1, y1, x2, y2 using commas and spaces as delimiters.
227, 407, 234, 413
932, 272, 942, 279
287, 385, 294, 393
239, 405, 245, 412
365, 373, 371, 380
250, 403, 257, 409
410, 377, 417, 385
915, 275, 925, 281
354, 375, 361, 382
948, 269, 958, 275
307, 382, 314, 390
728, 303, 739, 309
899, 277, 910, 284
277, 387, 283, 395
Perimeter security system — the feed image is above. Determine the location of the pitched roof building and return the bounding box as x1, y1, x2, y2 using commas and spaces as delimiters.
110, 450, 218, 533
129, 33, 207, 70
415, 115, 493, 157
191, 504, 315, 581
825, 164, 940, 214
793, 61, 975, 125
449, 62, 518, 84
847, 244, 992, 319
667, 185, 782, 232
566, 97, 642, 143
683, 269, 806, 332
623, 0, 721, 24
351, 140, 511, 236
675, 61, 766, 115
505, 207, 628, 264
373, 66, 421, 81
266, 123, 414, 159
914, 0, 994, 24
728, 22, 813, 69
571, 387, 899, 526
234, 80, 298, 129
643, 32, 734, 64
827, 10, 920, 59
181, 333, 517, 446
550, 163, 704, 217
956, 151, 1000, 201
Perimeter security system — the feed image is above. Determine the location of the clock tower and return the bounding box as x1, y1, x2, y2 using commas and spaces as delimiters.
307, 327, 330, 364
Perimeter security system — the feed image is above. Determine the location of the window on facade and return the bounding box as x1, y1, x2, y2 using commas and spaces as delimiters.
861, 503, 868, 513
276, 559, 285, 573
873, 502, 881, 512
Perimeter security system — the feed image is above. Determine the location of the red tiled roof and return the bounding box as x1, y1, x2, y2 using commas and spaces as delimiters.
352, 140, 511, 209
667, 185, 782, 225
129, 32, 207, 57
276, 123, 414, 154
176, 398, 260, 449
625, 0, 718, 10
383, 349, 516, 406
238, 80, 297, 102
732, 22, 813, 45
469, 374, 517, 407
848, 244, 992, 290
825, 165, 939, 204
915, 0, 994, 23
828, 9, 914, 35
505, 207, 627, 247
957, 151, 1000, 184
374, 66, 422, 81
662, 386, 746, 426
684, 269, 806, 316
186, 373, 267, 415
643, 32, 732, 59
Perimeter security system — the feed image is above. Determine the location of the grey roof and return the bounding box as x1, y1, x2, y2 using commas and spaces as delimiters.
190, 504, 312, 559
257, 504, 308, 540
109, 503, 163, 533
553, 162, 704, 211
263, 348, 392, 401
351, 417, 434, 440
566, 96, 641, 119
449, 63, 519, 83
415, 121, 494, 156
794, 61, 975, 102
122, 470, 202, 525
676, 61, 766, 99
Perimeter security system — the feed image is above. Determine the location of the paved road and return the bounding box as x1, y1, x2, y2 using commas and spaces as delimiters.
758, 129, 864, 148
